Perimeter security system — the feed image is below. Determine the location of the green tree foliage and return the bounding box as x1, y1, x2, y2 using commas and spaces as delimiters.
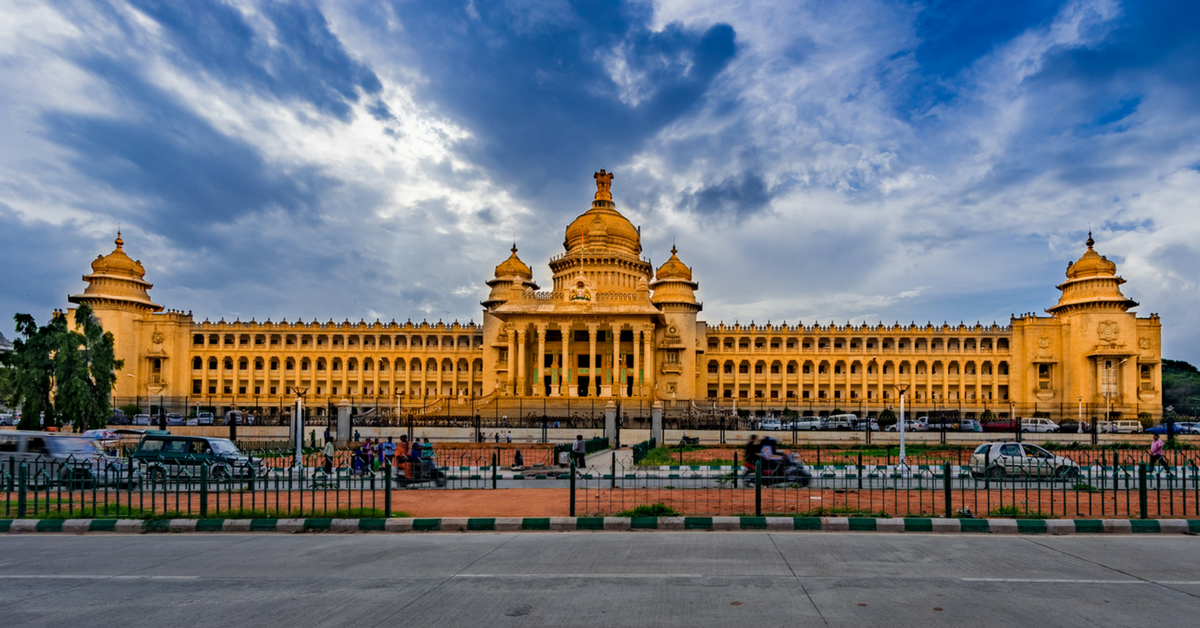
1163, 359, 1200, 416
877, 408, 896, 428
0, 304, 122, 431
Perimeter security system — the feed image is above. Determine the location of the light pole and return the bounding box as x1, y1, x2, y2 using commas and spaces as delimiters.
289, 387, 308, 471
126, 373, 166, 431
1077, 397, 1084, 434
894, 384, 910, 470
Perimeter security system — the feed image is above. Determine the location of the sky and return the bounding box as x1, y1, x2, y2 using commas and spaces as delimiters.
1, 0, 1198, 359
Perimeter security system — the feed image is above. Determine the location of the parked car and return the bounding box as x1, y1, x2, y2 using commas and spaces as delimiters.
982, 419, 1019, 432
132, 434, 262, 481
196, 412, 215, 426
132, 414, 151, 426
165, 413, 185, 426
786, 417, 824, 430
851, 419, 880, 431
0, 413, 16, 426
884, 419, 924, 432
1144, 422, 1200, 435
959, 419, 982, 432
1020, 418, 1060, 433
1103, 420, 1143, 434
925, 417, 960, 431
1056, 419, 1095, 433
824, 414, 859, 430
969, 442, 1079, 479
0, 430, 132, 486
758, 418, 783, 431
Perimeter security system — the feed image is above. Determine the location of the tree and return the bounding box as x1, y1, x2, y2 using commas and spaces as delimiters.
1163, 359, 1200, 416
877, 408, 897, 428
0, 304, 122, 431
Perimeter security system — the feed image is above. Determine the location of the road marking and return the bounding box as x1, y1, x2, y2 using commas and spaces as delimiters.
452, 573, 705, 579
0, 575, 199, 581
963, 578, 1200, 585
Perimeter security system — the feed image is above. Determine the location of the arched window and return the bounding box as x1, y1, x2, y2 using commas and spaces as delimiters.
192, 357, 202, 369
208, 357, 217, 370
223, 358, 233, 370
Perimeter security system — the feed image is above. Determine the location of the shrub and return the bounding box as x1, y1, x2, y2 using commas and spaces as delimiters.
877, 408, 897, 428
1137, 412, 1154, 429
617, 503, 680, 517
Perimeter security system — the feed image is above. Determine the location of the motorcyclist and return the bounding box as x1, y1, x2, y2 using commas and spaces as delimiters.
743, 435, 761, 467
758, 437, 784, 473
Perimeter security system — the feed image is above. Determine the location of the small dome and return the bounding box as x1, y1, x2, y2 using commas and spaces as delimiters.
655, 245, 692, 281
1066, 233, 1117, 280
494, 244, 533, 279
90, 232, 147, 279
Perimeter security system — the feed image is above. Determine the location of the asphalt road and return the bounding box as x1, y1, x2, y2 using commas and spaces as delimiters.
1, 533, 1198, 627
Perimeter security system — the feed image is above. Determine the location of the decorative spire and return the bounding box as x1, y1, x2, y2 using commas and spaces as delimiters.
593, 169, 614, 201
115, 230, 124, 250
511, 242, 518, 254
1085, 231, 1095, 248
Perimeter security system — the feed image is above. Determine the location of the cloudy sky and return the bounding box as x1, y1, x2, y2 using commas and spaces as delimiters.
1, 0, 1198, 358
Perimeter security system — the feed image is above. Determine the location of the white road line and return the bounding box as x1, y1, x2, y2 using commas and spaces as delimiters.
452, 573, 706, 579
0, 575, 199, 580
963, 578, 1200, 585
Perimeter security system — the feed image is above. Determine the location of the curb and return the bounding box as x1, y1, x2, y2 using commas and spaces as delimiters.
2, 517, 1198, 535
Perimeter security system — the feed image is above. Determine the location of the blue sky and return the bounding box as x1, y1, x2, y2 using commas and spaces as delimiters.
1, 0, 1199, 359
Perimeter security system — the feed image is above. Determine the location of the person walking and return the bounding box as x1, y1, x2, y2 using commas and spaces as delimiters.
382, 436, 396, 469
572, 434, 586, 472
1149, 433, 1170, 473
506, 430, 513, 443
322, 438, 334, 474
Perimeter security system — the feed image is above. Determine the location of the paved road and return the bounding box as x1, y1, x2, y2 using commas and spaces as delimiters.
2, 533, 1198, 627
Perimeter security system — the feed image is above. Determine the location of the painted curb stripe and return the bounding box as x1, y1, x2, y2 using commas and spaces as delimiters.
413, 518, 441, 532
0, 520, 11, 533
358, 518, 387, 532
959, 519, 989, 533
904, 518, 933, 532
89, 519, 118, 532
1130, 520, 1160, 533
1016, 520, 1047, 534
522, 518, 550, 531
794, 517, 821, 530
576, 517, 604, 531
304, 518, 333, 532
467, 518, 495, 531
1189, 520, 1200, 534
740, 517, 767, 530
195, 519, 224, 532
630, 516, 657, 529
144, 520, 170, 533
249, 519, 278, 532
848, 518, 877, 532
1074, 520, 1104, 534
684, 517, 712, 530
35, 520, 63, 532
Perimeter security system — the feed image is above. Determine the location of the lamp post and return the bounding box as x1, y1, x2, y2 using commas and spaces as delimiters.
288, 387, 308, 471
894, 384, 910, 470
1077, 397, 1084, 434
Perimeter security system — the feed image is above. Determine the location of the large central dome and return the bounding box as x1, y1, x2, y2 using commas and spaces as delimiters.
562, 169, 641, 257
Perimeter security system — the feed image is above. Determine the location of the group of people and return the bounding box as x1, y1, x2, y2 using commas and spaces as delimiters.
478, 431, 514, 443
321, 435, 436, 476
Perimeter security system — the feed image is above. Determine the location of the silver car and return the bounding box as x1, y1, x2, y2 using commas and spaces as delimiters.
969, 442, 1079, 479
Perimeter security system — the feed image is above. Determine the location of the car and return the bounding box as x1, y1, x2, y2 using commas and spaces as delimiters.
884, 420, 924, 432
1102, 420, 1143, 434
196, 412, 215, 426
165, 413, 185, 426
1144, 423, 1200, 435
925, 417, 960, 431
852, 419, 880, 431
132, 434, 263, 481
959, 419, 982, 432
1020, 418, 1060, 433
982, 419, 1019, 432
132, 414, 151, 426
1057, 419, 1096, 433
185, 417, 199, 426
824, 414, 859, 430
758, 418, 783, 431
969, 442, 1079, 479
786, 416, 824, 430
0, 413, 16, 426
0, 431, 132, 487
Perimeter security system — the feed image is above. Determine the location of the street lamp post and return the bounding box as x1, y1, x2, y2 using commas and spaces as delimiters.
1077, 397, 1084, 434
289, 387, 308, 471
894, 384, 910, 470
126, 373, 166, 431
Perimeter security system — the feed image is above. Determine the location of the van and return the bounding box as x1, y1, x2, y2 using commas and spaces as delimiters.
1020, 418, 1060, 433
1104, 420, 1143, 434
0, 431, 130, 486
132, 434, 262, 481
824, 414, 859, 430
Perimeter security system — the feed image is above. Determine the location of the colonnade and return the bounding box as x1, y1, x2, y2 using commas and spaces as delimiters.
504, 320, 656, 398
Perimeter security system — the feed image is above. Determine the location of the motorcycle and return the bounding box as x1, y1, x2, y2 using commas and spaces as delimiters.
741, 452, 811, 487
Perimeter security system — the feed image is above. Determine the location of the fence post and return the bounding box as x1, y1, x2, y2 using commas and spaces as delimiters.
611, 452, 616, 490
7, 457, 13, 492
1138, 462, 1148, 520
733, 452, 739, 489
200, 463, 209, 519
1112, 450, 1120, 500
385, 459, 392, 518
492, 453, 498, 490
17, 462, 27, 518
943, 462, 952, 518
755, 459, 762, 517
858, 452, 863, 491
569, 458, 576, 517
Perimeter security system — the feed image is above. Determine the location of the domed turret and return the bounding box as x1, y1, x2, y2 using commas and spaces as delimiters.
1047, 233, 1137, 315
651, 245, 700, 308
69, 232, 161, 312
562, 170, 642, 258
483, 244, 538, 310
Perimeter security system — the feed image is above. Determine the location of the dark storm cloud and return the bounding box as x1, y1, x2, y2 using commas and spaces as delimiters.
125, 0, 381, 120
681, 171, 775, 223
375, 1, 736, 200
41, 58, 331, 244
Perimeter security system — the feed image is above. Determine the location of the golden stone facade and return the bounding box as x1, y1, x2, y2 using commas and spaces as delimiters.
66, 174, 1163, 420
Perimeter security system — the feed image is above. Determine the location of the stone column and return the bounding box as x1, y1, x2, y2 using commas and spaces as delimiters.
516, 328, 527, 397
633, 328, 641, 397
506, 326, 516, 396
535, 324, 546, 397
643, 324, 655, 399
587, 323, 599, 398
605, 400, 617, 443
612, 325, 621, 397
336, 398, 352, 448
562, 324, 572, 397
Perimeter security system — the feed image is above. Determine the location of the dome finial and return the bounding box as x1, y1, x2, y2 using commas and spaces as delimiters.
593, 169, 614, 201
115, 230, 124, 249
511, 242, 517, 254
1086, 231, 1094, 248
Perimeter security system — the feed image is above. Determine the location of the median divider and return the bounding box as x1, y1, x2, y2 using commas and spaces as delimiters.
2, 517, 1198, 534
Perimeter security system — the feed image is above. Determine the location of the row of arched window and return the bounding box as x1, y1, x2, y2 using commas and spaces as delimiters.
192, 356, 485, 373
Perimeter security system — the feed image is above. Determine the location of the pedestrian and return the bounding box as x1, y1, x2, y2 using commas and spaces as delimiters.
1149, 433, 1170, 473
323, 427, 330, 444
506, 430, 512, 443
572, 434, 586, 471
397, 435, 411, 480
354, 429, 360, 442
322, 438, 334, 474
495, 432, 500, 443
423, 437, 437, 469
382, 436, 396, 468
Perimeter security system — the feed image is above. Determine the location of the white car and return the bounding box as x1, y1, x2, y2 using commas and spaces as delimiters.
1020, 418, 1060, 433
1103, 420, 1143, 434
786, 417, 824, 430
969, 442, 1079, 479
824, 414, 859, 430
0, 414, 16, 426
132, 414, 151, 426
196, 412, 215, 426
